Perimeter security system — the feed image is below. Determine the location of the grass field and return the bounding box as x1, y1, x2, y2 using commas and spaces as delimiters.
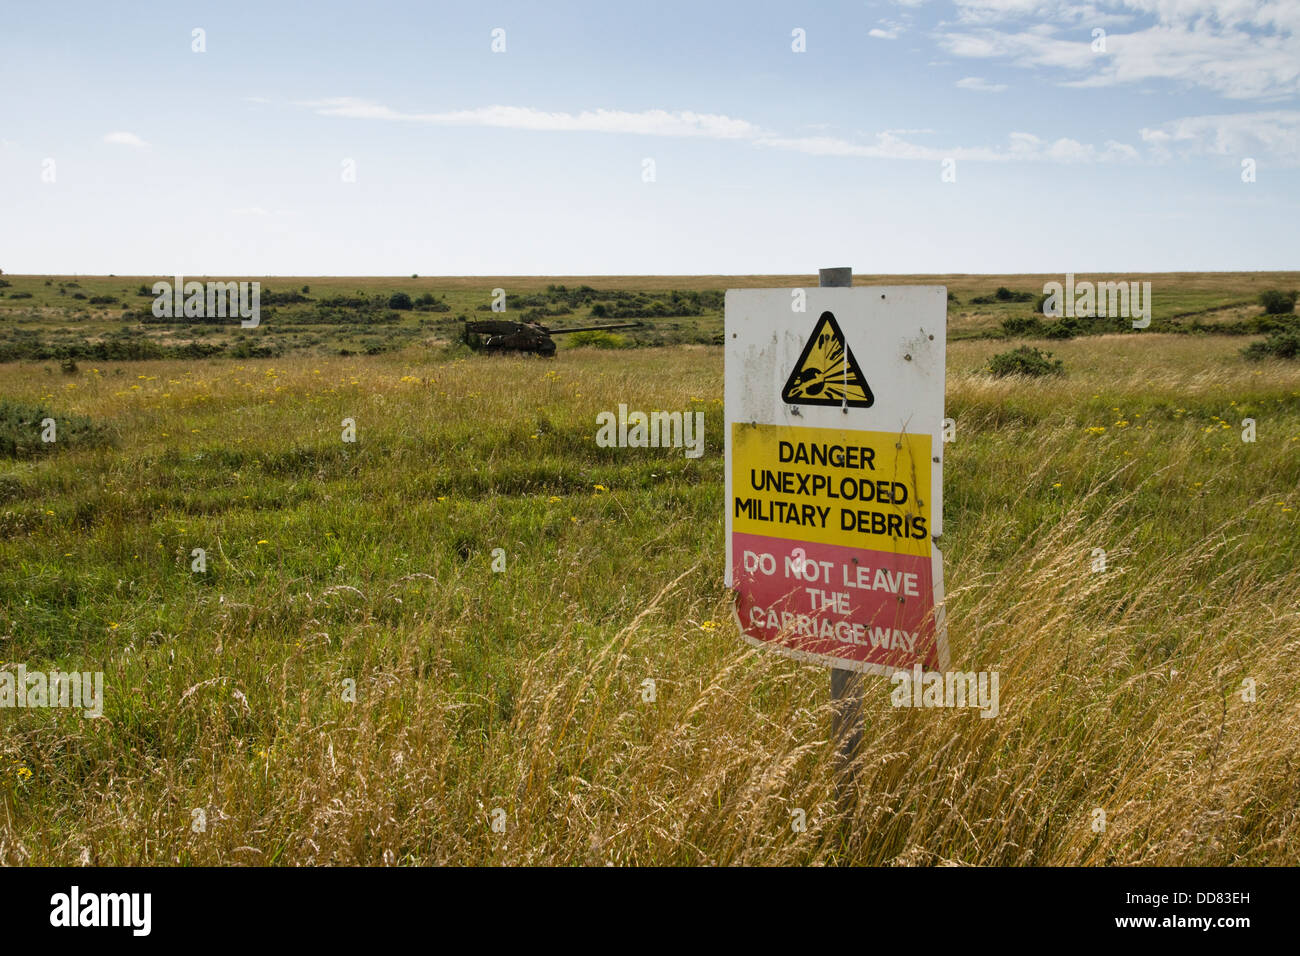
2, 275, 1299, 865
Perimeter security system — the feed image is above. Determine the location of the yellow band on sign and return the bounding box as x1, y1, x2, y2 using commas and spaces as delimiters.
731, 423, 932, 556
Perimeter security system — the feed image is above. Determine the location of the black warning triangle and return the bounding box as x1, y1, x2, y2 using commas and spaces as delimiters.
781, 310, 874, 407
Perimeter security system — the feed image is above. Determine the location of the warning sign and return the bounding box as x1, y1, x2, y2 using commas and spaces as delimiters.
724, 286, 948, 675
781, 311, 874, 407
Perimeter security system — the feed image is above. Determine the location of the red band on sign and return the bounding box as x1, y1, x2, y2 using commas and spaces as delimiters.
731, 532, 941, 671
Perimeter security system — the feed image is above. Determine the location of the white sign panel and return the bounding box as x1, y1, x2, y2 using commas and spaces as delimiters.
725, 286, 949, 675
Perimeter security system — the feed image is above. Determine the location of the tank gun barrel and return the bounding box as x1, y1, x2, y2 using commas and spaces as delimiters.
547, 322, 643, 335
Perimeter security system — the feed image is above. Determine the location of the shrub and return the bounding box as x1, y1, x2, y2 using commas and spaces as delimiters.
972, 287, 1034, 305
987, 346, 1064, 378
1001, 316, 1043, 337
229, 338, 282, 359
388, 292, 413, 310
1044, 318, 1081, 340
0, 400, 113, 458
60, 357, 78, 375
1253, 314, 1300, 334
415, 293, 450, 312
88, 295, 117, 305
9, 291, 32, 299
1243, 330, 1300, 360
1259, 290, 1297, 315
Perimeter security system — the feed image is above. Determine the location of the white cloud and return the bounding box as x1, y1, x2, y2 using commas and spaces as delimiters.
755, 131, 1001, 161
1140, 110, 1300, 164
302, 99, 764, 139
938, 26, 1101, 71
935, 0, 1300, 99
299, 97, 1145, 165
103, 131, 149, 148
956, 76, 1009, 91
871, 18, 908, 39
948, 1, 1134, 27
757, 129, 1137, 163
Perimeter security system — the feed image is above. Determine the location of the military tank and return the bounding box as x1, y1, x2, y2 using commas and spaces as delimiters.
462, 318, 642, 356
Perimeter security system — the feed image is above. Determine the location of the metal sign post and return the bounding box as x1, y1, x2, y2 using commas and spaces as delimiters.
819, 267, 865, 802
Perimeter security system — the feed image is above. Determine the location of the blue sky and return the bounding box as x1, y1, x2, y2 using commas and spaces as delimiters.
1, 0, 1296, 275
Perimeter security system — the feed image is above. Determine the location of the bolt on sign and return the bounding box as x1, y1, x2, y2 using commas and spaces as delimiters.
724, 287, 949, 675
